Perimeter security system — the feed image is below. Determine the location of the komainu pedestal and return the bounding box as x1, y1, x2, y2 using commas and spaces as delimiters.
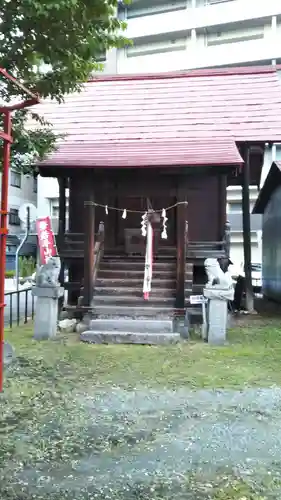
204, 258, 234, 345
32, 257, 64, 340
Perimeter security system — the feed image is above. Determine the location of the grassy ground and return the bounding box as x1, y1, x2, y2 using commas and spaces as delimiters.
2, 315, 281, 499
3, 316, 281, 391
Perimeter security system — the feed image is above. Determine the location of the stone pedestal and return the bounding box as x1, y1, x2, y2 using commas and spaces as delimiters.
207, 297, 228, 345
32, 286, 64, 340
204, 287, 233, 345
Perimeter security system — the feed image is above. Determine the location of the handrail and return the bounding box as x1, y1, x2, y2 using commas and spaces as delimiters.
93, 222, 105, 285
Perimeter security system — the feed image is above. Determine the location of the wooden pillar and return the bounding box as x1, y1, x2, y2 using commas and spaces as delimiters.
242, 144, 254, 312
176, 185, 188, 309
68, 176, 82, 305
57, 176, 67, 288
83, 191, 95, 307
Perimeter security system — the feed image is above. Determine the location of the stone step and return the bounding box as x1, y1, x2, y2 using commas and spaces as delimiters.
94, 286, 192, 296
185, 305, 204, 325
98, 269, 175, 279
100, 260, 176, 270
94, 286, 177, 297
80, 331, 180, 345
93, 295, 176, 306
92, 305, 175, 319
103, 254, 177, 261
96, 277, 176, 288
89, 318, 173, 333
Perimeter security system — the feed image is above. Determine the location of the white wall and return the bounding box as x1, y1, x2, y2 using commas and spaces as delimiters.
0, 171, 37, 236
230, 233, 262, 266
37, 176, 59, 218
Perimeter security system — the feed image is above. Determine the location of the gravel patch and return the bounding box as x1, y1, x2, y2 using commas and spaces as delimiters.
10, 387, 281, 498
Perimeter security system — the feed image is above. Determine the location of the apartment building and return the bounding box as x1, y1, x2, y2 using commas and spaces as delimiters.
2, 171, 37, 270
37, 0, 281, 265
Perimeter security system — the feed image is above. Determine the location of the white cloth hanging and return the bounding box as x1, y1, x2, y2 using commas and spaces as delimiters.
143, 222, 153, 300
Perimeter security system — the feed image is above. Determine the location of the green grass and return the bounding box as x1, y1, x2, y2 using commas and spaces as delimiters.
4, 317, 281, 393
2, 317, 281, 499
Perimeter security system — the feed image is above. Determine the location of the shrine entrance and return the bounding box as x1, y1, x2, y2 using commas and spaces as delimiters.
113, 195, 177, 256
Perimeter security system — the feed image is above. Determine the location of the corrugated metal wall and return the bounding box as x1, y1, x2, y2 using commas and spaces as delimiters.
263, 185, 281, 301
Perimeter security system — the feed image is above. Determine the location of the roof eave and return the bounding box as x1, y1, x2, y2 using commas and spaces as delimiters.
253, 161, 281, 214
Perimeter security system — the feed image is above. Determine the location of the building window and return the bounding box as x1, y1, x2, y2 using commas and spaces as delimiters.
33, 177, 38, 193
50, 199, 69, 218
10, 170, 21, 188
127, 0, 187, 18
228, 201, 255, 213
127, 37, 186, 57
206, 26, 264, 47
9, 208, 20, 226
51, 204, 59, 218
228, 202, 243, 213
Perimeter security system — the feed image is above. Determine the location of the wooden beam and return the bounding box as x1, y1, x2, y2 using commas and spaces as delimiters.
242, 145, 254, 312
83, 196, 95, 307
57, 177, 67, 287
176, 186, 188, 309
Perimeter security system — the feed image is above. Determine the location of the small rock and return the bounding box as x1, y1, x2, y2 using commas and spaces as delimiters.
76, 321, 88, 334
58, 318, 77, 333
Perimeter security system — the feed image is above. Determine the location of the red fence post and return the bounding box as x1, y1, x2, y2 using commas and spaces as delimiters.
0, 111, 12, 392
0, 69, 39, 392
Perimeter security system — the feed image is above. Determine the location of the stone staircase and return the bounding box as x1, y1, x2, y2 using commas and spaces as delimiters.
80, 252, 193, 344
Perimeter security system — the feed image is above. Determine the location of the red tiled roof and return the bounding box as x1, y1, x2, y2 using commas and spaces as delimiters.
40, 139, 243, 168
36, 66, 281, 169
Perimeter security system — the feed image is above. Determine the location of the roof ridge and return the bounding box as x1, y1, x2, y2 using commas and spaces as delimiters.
88, 65, 277, 83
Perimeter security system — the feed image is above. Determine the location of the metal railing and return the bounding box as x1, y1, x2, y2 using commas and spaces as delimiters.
4, 287, 35, 328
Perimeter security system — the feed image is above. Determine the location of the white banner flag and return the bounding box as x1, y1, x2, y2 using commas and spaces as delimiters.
143, 222, 153, 300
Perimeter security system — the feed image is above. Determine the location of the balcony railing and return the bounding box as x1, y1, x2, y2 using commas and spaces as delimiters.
118, 36, 281, 73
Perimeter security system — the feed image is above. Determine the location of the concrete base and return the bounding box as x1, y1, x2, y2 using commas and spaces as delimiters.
207, 298, 228, 345
81, 318, 180, 345
80, 331, 180, 345
33, 286, 63, 340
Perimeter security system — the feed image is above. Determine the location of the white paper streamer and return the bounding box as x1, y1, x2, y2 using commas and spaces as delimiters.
141, 212, 148, 237
161, 210, 168, 239
105, 205, 108, 215
122, 209, 127, 219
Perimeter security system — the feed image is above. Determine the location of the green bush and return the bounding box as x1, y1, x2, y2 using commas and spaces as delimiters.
5, 270, 15, 278
19, 256, 36, 278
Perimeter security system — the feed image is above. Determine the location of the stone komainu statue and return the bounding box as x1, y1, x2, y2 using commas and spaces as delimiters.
35, 256, 61, 288
204, 258, 233, 288
204, 258, 234, 301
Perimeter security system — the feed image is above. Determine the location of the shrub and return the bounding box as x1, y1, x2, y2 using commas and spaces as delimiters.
5, 270, 15, 278
19, 256, 36, 278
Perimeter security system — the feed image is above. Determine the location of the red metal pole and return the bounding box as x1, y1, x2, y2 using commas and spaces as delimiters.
0, 111, 12, 392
